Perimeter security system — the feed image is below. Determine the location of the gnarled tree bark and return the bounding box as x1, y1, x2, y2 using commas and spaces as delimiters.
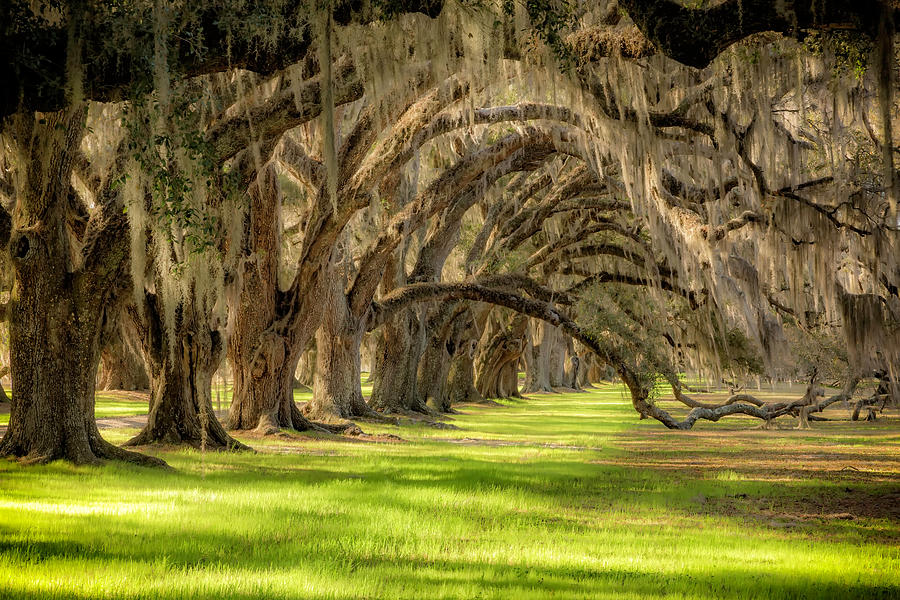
305, 263, 381, 422
126, 293, 245, 450
475, 313, 527, 399
0, 110, 162, 466
522, 320, 556, 394
447, 339, 483, 405
370, 307, 429, 413
98, 312, 149, 391
226, 167, 322, 434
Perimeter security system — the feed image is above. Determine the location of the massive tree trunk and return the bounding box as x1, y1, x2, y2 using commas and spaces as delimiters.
0, 110, 161, 466
522, 319, 555, 393
308, 322, 367, 420
418, 331, 454, 412
370, 309, 428, 413
372, 205, 465, 413
305, 268, 376, 422
548, 327, 569, 388
126, 295, 244, 449
2, 269, 152, 463
368, 248, 426, 413
419, 305, 478, 412
228, 344, 311, 434
475, 313, 527, 399
98, 315, 149, 391
500, 359, 522, 398
447, 339, 483, 405
226, 167, 322, 433
228, 303, 313, 434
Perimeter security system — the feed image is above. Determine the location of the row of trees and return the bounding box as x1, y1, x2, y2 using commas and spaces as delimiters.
0, 1, 897, 466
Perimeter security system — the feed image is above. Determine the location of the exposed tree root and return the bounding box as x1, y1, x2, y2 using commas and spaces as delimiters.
123, 421, 251, 452
636, 376, 861, 430
1, 424, 169, 468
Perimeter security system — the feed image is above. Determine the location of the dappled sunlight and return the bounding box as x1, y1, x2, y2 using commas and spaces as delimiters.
0, 1, 898, 597
1, 385, 897, 598
0, 499, 173, 517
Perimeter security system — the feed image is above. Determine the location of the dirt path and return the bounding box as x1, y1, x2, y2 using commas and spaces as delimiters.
91, 410, 228, 431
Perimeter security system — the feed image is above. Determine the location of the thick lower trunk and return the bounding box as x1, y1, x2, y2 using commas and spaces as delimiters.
418, 336, 453, 412
98, 319, 148, 391
372, 210, 463, 414
305, 284, 375, 421
127, 325, 244, 449
499, 360, 522, 398
447, 340, 483, 404
226, 167, 323, 434
0, 295, 160, 465
548, 329, 569, 388
474, 314, 526, 399
227, 336, 316, 433
0, 111, 161, 466
307, 328, 372, 421
522, 320, 555, 393
370, 309, 428, 413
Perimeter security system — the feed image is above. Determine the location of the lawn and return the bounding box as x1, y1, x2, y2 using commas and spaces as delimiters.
0, 383, 898, 599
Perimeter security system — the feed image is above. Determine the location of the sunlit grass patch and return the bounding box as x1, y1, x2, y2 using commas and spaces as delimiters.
1, 384, 898, 599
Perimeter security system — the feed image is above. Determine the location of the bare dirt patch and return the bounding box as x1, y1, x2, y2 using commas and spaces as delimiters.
592, 390, 900, 541
699, 488, 900, 543
237, 427, 406, 446
605, 445, 900, 483
96, 416, 150, 430
603, 396, 900, 482
597, 442, 900, 483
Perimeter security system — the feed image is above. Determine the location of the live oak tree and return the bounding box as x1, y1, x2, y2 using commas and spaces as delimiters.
0, 0, 371, 463
1, 0, 898, 468
0, 107, 167, 465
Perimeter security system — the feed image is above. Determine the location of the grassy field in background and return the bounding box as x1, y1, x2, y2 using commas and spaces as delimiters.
1, 382, 898, 599
0, 391, 151, 426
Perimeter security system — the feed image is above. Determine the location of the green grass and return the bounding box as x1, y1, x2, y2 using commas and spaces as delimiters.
0, 384, 328, 426
1, 383, 899, 599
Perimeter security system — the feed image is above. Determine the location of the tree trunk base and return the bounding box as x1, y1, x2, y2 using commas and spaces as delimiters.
1, 425, 168, 467
521, 384, 555, 394
125, 379, 250, 451
123, 424, 250, 452
241, 400, 364, 436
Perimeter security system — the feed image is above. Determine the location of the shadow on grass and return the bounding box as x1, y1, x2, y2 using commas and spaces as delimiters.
2, 390, 898, 599
2, 544, 897, 600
